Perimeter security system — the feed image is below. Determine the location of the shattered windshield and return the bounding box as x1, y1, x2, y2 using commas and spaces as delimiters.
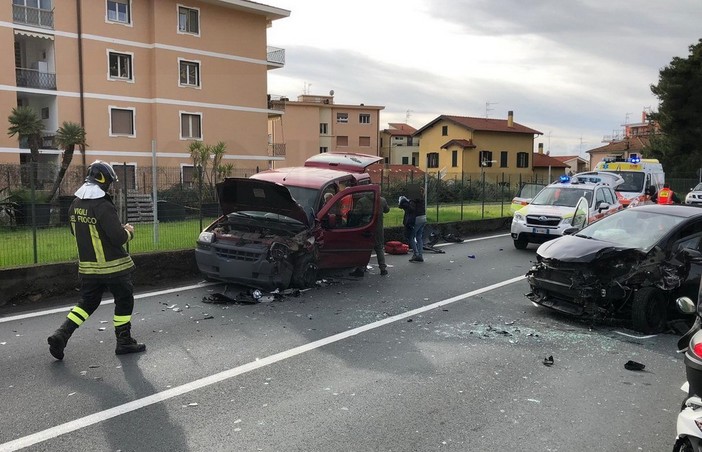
530, 187, 593, 207
575, 209, 686, 251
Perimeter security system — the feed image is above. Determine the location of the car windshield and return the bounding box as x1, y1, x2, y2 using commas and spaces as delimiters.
606, 171, 645, 192
530, 186, 593, 207
575, 209, 687, 251
693, 183, 702, 191
284, 186, 319, 212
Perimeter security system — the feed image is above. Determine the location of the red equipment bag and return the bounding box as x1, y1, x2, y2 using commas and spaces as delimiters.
384, 241, 409, 255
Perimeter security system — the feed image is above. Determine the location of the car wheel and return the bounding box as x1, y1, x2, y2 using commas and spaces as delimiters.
513, 236, 529, 250
291, 254, 318, 289
673, 437, 695, 452
631, 287, 668, 334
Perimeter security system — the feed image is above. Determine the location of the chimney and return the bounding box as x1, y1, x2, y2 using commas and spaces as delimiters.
507, 111, 514, 128
538, 143, 544, 154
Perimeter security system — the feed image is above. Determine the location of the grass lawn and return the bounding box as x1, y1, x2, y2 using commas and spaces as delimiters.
1, 203, 509, 268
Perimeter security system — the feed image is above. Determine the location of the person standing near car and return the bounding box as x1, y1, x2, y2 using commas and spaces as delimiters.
655, 183, 681, 205
400, 186, 427, 262
349, 193, 389, 277
47, 161, 146, 360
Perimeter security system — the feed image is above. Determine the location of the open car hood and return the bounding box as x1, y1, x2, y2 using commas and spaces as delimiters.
537, 235, 644, 263
216, 178, 310, 225
304, 153, 382, 173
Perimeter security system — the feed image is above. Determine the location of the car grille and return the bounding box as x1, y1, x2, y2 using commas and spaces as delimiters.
214, 246, 260, 262
526, 215, 561, 227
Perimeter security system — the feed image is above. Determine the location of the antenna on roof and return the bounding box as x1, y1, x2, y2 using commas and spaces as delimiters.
485, 101, 498, 118
405, 109, 412, 123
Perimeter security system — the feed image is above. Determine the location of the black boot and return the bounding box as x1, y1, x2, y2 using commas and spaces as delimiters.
48, 319, 78, 360
115, 323, 146, 355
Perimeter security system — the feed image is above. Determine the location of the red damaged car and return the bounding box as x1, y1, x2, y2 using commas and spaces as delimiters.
195, 153, 382, 290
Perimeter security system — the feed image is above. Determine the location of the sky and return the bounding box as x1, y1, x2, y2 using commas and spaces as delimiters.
265, 0, 702, 158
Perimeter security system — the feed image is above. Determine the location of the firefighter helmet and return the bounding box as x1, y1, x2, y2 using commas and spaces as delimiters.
85, 160, 118, 191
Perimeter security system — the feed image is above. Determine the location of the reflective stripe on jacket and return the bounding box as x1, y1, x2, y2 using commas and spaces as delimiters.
69, 195, 135, 277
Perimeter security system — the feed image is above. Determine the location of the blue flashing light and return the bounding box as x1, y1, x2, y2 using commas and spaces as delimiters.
629, 156, 641, 164
559, 175, 571, 183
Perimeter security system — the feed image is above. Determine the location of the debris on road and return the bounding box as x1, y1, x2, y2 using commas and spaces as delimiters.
543, 356, 554, 367
624, 360, 646, 371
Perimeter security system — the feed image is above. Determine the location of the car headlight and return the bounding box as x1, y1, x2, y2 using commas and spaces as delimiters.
513, 213, 525, 223
198, 231, 215, 244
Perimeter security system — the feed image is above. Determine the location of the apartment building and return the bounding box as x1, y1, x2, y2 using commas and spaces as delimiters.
267, 93, 384, 167
1, 0, 289, 187
413, 112, 542, 178
379, 122, 419, 166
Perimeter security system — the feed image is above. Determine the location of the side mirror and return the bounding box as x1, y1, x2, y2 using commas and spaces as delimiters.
677, 296, 696, 314
563, 227, 579, 236
682, 247, 702, 264
325, 213, 338, 228
597, 202, 610, 213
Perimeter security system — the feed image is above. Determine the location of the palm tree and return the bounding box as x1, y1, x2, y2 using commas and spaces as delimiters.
7, 106, 44, 187
47, 121, 87, 202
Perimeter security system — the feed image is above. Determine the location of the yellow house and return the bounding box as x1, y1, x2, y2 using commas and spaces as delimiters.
1, 0, 290, 187
413, 112, 542, 178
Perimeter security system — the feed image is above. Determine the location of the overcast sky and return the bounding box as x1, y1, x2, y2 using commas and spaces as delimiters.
266, 0, 701, 158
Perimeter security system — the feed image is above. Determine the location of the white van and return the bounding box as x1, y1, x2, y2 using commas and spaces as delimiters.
594, 156, 665, 207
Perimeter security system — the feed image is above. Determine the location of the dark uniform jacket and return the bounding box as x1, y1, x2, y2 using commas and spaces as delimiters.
69, 195, 135, 278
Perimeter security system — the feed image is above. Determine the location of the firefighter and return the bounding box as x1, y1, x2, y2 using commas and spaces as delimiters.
654, 183, 680, 205
47, 161, 146, 360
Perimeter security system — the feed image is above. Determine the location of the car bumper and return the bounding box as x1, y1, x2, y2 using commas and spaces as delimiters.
511, 220, 569, 244
195, 243, 293, 290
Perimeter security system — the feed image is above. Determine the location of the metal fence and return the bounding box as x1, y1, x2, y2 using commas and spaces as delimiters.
0, 162, 546, 268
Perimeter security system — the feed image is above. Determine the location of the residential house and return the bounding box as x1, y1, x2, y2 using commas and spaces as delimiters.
587, 110, 660, 168
413, 112, 542, 179
551, 155, 588, 174
267, 93, 384, 168
533, 152, 569, 183
1, 0, 289, 188
379, 123, 419, 166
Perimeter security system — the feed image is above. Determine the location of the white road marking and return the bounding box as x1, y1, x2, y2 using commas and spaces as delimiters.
0, 274, 525, 452
0, 282, 217, 324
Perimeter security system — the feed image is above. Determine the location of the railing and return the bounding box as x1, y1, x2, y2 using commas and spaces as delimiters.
16, 68, 57, 90
268, 143, 286, 156
13, 4, 54, 29
266, 46, 285, 66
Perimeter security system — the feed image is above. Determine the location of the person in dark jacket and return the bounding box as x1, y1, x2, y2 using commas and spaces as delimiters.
47, 161, 146, 360
399, 187, 427, 262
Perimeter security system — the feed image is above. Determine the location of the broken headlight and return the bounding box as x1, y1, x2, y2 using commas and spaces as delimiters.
267, 242, 290, 262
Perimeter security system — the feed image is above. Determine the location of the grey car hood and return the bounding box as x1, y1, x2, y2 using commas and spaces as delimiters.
216, 178, 310, 225
537, 235, 645, 263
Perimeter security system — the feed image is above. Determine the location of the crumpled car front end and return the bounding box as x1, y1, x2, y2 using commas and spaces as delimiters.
196, 215, 316, 291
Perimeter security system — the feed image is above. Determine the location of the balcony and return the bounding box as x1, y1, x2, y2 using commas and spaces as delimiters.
266, 46, 285, 69
16, 68, 56, 90
13, 4, 54, 29
268, 143, 286, 157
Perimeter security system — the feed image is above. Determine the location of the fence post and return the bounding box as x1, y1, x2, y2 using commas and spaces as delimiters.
30, 161, 38, 264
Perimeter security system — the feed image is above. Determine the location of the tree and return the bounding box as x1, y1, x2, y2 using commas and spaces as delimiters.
188, 140, 232, 201
648, 39, 702, 174
7, 106, 44, 187
47, 122, 87, 202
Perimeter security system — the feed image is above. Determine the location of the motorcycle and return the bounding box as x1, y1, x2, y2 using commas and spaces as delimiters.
674, 288, 702, 451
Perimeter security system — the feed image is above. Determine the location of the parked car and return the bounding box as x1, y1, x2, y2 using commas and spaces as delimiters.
685, 183, 702, 207
511, 173, 623, 249
526, 203, 702, 333
509, 182, 546, 214
195, 153, 383, 291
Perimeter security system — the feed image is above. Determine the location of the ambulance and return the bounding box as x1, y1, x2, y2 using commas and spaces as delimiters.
594, 156, 665, 207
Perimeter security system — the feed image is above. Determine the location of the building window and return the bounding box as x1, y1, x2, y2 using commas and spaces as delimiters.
178, 6, 200, 35
451, 150, 458, 167
336, 113, 348, 124
337, 136, 348, 147
441, 125, 448, 136
500, 151, 508, 168
108, 51, 132, 80
359, 136, 370, 147
427, 152, 439, 168
182, 165, 195, 186
179, 59, 200, 87
319, 147, 328, 153
107, 0, 130, 24
180, 112, 202, 139
516, 152, 529, 168
402, 157, 409, 165
359, 114, 371, 124
109, 107, 135, 136
479, 150, 493, 167
320, 123, 328, 134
